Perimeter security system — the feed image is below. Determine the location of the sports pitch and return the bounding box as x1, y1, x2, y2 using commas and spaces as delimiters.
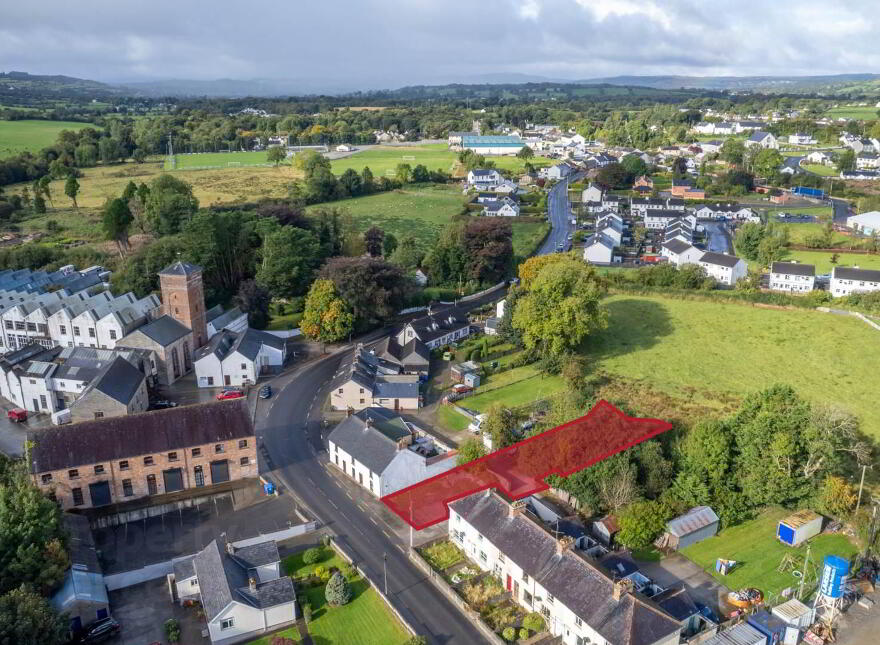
163, 150, 290, 170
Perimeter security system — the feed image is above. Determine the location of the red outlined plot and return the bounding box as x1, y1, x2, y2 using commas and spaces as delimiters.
381, 400, 672, 529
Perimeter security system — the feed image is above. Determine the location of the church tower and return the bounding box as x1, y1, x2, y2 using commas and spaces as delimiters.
158, 261, 207, 348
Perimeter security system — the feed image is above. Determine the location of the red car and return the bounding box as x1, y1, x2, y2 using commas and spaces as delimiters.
216, 389, 244, 401
7, 408, 27, 423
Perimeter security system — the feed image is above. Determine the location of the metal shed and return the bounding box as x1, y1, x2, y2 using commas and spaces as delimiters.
701, 623, 765, 645
777, 510, 822, 547
663, 506, 719, 550
462, 372, 481, 388
771, 598, 815, 629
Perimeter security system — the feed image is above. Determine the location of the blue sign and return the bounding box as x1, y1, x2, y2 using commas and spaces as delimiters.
820, 555, 849, 599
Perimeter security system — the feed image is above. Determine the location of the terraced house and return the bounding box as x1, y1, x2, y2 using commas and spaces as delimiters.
31, 400, 257, 510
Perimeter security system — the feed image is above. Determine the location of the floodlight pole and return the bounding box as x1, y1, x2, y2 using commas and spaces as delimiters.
798, 544, 811, 600
856, 464, 868, 514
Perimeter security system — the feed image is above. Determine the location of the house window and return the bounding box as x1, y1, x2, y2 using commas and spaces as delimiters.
88, 328, 96, 338
94, 411, 104, 419
168, 452, 178, 462
3, 321, 11, 330
547, 594, 554, 604
479, 551, 487, 563
575, 617, 583, 627
144, 456, 154, 466
72, 488, 84, 506
14, 321, 24, 331
215, 444, 224, 453
59, 324, 67, 334
109, 329, 117, 340
523, 590, 533, 605
39, 395, 47, 409
68, 469, 79, 479
122, 479, 133, 497
207, 377, 214, 386
541, 605, 551, 619
26, 322, 36, 332
94, 465, 104, 475
190, 579, 198, 588
337, 388, 343, 394
240, 457, 249, 466
192, 448, 201, 457
73, 326, 80, 336
220, 618, 234, 631
238, 439, 248, 449
240, 363, 246, 370
119, 460, 129, 470
359, 388, 364, 394
41, 474, 52, 484
194, 466, 205, 487
146, 474, 158, 495
359, 399, 365, 404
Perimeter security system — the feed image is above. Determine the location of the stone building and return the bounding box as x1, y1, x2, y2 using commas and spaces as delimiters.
68, 355, 149, 423
31, 400, 257, 510
116, 315, 193, 385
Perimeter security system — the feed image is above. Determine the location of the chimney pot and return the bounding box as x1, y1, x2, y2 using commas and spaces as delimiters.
509, 500, 526, 517
612, 578, 633, 601
248, 577, 257, 592
556, 535, 574, 555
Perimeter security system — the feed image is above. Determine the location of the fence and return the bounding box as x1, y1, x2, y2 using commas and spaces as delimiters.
408, 547, 507, 645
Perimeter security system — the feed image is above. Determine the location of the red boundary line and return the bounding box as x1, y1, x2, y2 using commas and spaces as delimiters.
381, 400, 672, 530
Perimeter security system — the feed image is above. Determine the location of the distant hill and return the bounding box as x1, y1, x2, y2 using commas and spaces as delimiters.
0, 71, 124, 98
579, 73, 880, 94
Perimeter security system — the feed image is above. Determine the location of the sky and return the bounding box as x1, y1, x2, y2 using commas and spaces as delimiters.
2, 0, 879, 89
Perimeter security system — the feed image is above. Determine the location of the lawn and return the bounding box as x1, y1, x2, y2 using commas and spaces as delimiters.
0, 119, 92, 157
767, 206, 833, 219
437, 404, 472, 432
802, 163, 838, 177
512, 221, 551, 258
283, 546, 410, 645
582, 295, 880, 438
246, 626, 301, 644
825, 106, 880, 121
165, 150, 290, 170
777, 249, 880, 274
465, 368, 565, 413
681, 507, 858, 602
267, 311, 303, 331
773, 222, 857, 248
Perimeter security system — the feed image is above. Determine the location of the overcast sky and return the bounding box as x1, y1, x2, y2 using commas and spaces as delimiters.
2, 0, 879, 87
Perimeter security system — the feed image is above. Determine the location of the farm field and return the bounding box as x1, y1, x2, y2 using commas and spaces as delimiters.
681, 507, 857, 603
825, 106, 880, 120
581, 295, 880, 438
802, 163, 838, 177
0, 119, 92, 157
164, 149, 290, 169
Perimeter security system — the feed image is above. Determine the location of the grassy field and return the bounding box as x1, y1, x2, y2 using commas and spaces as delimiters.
775, 249, 880, 274
282, 547, 410, 645
582, 295, 880, 438
164, 150, 290, 170
802, 163, 838, 177
774, 222, 855, 247
767, 205, 833, 219
464, 365, 565, 413
825, 106, 880, 121
682, 507, 857, 602
0, 119, 92, 157
437, 404, 472, 432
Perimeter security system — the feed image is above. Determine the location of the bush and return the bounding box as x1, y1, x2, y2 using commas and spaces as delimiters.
270, 637, 296, 645
325, 571, 352, 606
522, 612, 545, 632
303, 547, 321, 565
520, 628, 530, 640
164, 618, 181, 644
321, 534, 331, 547
302, 602, 312, 623
470, 347, 482, 361
502, 626, 516, 642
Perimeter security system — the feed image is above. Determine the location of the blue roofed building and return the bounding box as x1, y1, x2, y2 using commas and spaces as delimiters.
461, 135, 525, 155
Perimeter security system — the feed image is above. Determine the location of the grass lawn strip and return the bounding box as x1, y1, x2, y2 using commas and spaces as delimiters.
681, 507, 857, 602
165, 150, 291, 169
245, 626, 301, 644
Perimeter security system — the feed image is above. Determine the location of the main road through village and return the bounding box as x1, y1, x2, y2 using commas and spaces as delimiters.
256, 178, 578, 643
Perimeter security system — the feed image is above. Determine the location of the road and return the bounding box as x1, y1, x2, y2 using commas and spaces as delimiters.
259, 354, 487, 644
702, 221, 732, 254
832, 196, 853, 225
537, 174, 578, 255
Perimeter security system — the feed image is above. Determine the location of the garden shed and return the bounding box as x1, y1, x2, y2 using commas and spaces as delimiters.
771, 598, 815, 629
450, 361, 480, 383
657, 506, 719, 551
462, 372, 481, 388
777, 510, 822, 547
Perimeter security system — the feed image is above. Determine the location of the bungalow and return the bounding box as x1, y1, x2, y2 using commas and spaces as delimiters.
467, 169, 502, 188
788, 133, 817, 145
661, 240, 703, 267
746, 131, 778, 149
699, 140, 724, 154
840, 169, 879, 181
698, 252, 748, 286
397, 305, 470, 350
482, 199, 520, 217
693, 203, 756, 220
588, 152, 616, 167
735, 120, 764, 132
805, 150, 832, 166
494, 180, 519, 195
830, 266, 880, 296
780, 157, 804, 175
692, 122, 717, 135
713, 122, 735, 135
335, 143, 354, 152
846, 211, 880, 235
328, 408, 456, 497
583, 233, 616, 264
172, 539, 296, 645
643, 209, 686, 230
769, 262, 816, 293
846, 139, 875, 154
450, 492, 681, 645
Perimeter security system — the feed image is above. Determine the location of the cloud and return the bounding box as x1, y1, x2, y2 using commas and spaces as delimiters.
0, 0, 878, 87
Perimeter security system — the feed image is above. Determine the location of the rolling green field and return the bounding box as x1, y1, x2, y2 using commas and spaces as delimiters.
164, 149, 290, 169
825, 106, 880, 121
0, 119, 91, 157
682, 507, 857, 602
582, 295, 880, 438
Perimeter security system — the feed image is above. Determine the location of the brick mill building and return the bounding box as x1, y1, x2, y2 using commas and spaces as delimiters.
159, 260, 208, 349
31, 400, 257, 510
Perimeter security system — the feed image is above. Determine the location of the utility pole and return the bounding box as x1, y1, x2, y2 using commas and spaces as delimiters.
798, 543, 811, 600
855, 464, 868, 514
383, 552, 388, 595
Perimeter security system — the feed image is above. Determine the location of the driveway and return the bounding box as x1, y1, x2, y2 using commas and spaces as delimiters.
635, 553, 731, 615
108, 578, 205, 645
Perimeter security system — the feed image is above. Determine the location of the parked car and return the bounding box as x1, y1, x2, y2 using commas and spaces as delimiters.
259, 385, 272, 399
149, 400, 177, 410
6, 408, 27, 423
216, 389, 244, 401
73, 617, 121, 643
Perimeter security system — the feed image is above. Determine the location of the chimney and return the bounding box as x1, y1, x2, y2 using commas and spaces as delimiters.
556, 535, 574, 555
248, 577, 257, 593
509, 499, 527, 518
612, 578, 633, 601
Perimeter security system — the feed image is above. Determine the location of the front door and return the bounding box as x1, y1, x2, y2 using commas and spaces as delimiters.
394, 398, 399, 410
224, 375, 231, 386
358, 472, 363, 485
32, 398, 38, 411
506, 575, 512, 592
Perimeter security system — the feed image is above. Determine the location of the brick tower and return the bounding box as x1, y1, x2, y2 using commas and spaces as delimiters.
158, 261, 207, 348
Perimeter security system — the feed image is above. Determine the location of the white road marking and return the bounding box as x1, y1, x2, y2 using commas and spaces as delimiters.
328, 499, 339, 509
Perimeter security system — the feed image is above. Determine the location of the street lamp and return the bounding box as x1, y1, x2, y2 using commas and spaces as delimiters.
383, 552, 388, 596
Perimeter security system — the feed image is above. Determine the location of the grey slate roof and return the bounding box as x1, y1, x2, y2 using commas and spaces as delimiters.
771, 262, 815, 277
586, 233, 615, 250
328, 408, 410, 474
833, 266, 880, 282
700, 252, 742, 268
134, 315, 191, 346
451, 492, 681, 645
63, 513, 102, 573
209, 306, 245, 330
373, 377, 420, 399
32, 400, 253, 472
405, 306, 470, 344
173, 554, 196, 581
374, 336, 429, 370
662, 239, 694, 255
231, 541, 281, 569
159, 261, 202, 276
205, 304, 225, 323
653, 586, 699, 622
89, 355, 145, 404
749, 131, 772, 142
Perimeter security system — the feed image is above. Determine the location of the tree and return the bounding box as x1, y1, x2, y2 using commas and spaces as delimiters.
517, 146, 534, 159
338, 168, 362, 197
267, 147, 286, 166
412, 164, 430, 183
38, 176, 52, 207
395, 163, 412, 184
300, 279, 354, 344
122, 180, 138, 201
325, 571, 352, 606
319, 257, 409, 330
596, 162, 634, 189
753, 148, 784, 179
463, 218, 513, 284
32, 194, 46, 214
383, 232, 398, 257
512, 257, 607, 356
482, 404, 518, 450
671, 157, 688, 179
0, 587, 67, 645
363, 226, 384, 257
720, 139, 746, 167
620, 154, 647, 178
757, 233, 787, 268
836, 149, 856, 173
456, 438, 486, 465
145, 174, 199, 236
233, 280, 270, 329
818, 475, 857, 518
734, 222, 764, 261
102, 198, 134, 256
132, 148, 147, 163
616, 500, 670, 549
256, 227, 320, 298
390, 235, 423, 270
360, 166, 375, 194
522, 613, 545, 633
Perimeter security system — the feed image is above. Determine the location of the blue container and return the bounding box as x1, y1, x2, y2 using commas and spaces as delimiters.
793, 186, 824, 198
747, 610, 786, 645
777, 522, 795, 545
819, 555, 849, 599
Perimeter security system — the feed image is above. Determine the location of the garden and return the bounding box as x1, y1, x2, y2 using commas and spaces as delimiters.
282, 543, 411, 645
